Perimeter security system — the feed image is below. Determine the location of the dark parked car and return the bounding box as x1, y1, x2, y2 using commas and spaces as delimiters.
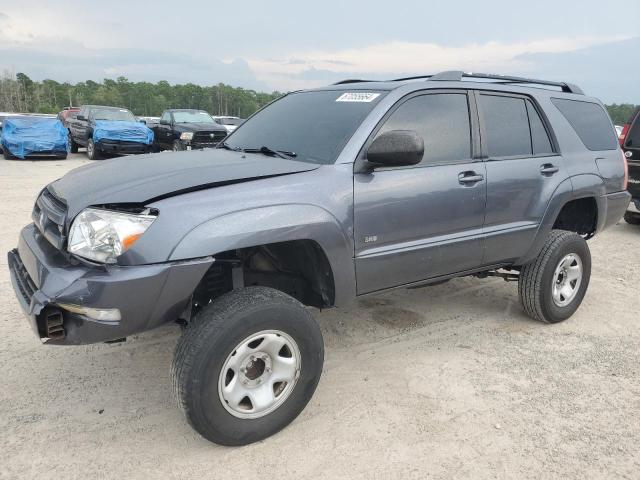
621, 106, 640, 224
8, 71, 629, 446
153, 109, 227, 151
68, 105, 154, 160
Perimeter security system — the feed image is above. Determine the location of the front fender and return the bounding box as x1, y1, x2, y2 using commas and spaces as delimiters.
169, 204, 356, 306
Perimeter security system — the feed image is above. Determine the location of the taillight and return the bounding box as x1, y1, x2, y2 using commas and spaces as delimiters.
622, 149, 628, 190
619, 123, 630, 147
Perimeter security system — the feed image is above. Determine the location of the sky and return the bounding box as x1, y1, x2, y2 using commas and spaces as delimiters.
0, 0, 638, 103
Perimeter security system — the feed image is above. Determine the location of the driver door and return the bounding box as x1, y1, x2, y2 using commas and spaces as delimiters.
354, 91, 486, 294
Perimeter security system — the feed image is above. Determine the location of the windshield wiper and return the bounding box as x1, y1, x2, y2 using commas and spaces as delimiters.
242, 146, 297, 159
217, 141, 240, 151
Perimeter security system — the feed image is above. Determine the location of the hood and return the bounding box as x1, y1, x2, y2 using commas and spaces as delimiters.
93, 120, 154, 145
174, 122, 227, 133
49, 149, 319, 218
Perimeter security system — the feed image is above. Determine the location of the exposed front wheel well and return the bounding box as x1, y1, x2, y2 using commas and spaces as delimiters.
189, 240, 336, 318
553, 197, 598, 238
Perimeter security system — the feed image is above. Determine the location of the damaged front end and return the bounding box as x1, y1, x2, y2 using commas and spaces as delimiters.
8, 223, 212, 345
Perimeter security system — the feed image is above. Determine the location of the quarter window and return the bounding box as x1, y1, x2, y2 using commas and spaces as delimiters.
375, 93, 472, 165
479, 95, 531, 157
551, 98, 617, 151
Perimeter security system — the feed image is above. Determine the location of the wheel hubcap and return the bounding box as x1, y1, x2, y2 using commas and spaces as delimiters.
218, 330, 301, 419
552, 253, 583, 307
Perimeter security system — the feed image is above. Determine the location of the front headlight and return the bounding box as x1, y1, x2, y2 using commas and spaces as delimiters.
68, 208, 157, 263
180, 132, 193, 141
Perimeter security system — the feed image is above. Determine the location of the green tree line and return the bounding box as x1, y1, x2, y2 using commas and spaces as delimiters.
0, 71, 637, 124
0, 72, 282, 118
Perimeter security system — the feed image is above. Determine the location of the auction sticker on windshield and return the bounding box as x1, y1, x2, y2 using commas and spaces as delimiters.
336, 92, 381, 102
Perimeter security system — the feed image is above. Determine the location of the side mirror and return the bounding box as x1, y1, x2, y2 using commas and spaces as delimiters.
76, 115, 86, 121
366, 130, 424, 168
160, 119, 170, 125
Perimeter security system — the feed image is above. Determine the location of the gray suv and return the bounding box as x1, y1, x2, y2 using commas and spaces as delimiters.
8, 71, 630, 446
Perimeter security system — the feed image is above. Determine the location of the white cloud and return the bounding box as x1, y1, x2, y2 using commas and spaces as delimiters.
248, 36, 631, 90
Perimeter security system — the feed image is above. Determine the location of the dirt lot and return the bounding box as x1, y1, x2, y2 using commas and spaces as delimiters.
0, 153, 639, 480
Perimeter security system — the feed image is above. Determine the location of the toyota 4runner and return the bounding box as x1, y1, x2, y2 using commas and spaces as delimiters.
8, 71, 630, 446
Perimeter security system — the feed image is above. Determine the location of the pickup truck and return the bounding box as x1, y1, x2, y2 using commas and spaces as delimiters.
621, 106, 640, 224
153, 109, 227, 151
68, 105, 154, 160
8, 71, 630, 446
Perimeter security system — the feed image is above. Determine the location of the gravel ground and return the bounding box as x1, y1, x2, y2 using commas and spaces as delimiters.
1, 153, 639, 480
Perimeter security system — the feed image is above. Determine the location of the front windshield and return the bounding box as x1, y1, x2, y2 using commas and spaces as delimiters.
225, 90, 386, 164
173, 111, 215, 123
92, 108, 136, 121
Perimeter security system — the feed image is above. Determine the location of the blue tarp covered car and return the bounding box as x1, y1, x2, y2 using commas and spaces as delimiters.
93, 120, 154, 145
2, 116, 69, 159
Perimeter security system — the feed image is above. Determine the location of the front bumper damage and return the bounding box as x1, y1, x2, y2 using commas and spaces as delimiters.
8, 223, 213, 345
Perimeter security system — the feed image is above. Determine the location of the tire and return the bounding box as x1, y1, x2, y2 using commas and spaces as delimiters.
3, 148, 15, 160
86, 139, 100, 160
171, 286, 324, 446
172, 140, 183, 152
518, 230, 591, 323
624, 211, 640, 225
69, 135, 78, 153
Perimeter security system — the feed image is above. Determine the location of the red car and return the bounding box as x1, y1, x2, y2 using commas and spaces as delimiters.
57, 107, 80, 129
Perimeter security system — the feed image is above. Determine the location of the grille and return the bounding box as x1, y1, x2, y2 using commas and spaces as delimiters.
192, 131, 227, 144
629, 162, 640, 198
8, 249, 36, 305
32, 188, 67, 250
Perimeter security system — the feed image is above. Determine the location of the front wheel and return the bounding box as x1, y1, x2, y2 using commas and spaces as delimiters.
624, 211, 640, 225
69, 135, 78, 153
172, 140, 184, 152
518, 230, 591, 323
86, 139, 101, 160
171, 287, 324, 446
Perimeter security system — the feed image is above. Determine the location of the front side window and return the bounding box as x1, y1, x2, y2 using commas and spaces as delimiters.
225, 90, 386, 165
161, 111, 171, 124
374, 93, 472, 165
480, 95, 531, 158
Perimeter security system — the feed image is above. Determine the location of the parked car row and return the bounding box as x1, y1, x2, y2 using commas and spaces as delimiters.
1, 105, 244, 161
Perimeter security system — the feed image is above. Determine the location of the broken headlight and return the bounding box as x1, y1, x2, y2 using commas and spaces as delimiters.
67, 208, 156, 263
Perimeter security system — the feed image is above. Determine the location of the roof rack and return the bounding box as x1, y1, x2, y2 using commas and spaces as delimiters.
426, 71, 584, 95
333, 71, 584, 95
333, 79, 376, 85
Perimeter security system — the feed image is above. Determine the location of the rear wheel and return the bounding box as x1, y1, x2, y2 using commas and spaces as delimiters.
86, 139, 100, 160
518, 230, 591, 323
171, 287, 324, 446
624, 211, 640, 225
2, 148, 15, 160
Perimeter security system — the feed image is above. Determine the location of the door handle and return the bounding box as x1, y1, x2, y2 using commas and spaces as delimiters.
458, 171, 484, 185
540, 163, 559, 175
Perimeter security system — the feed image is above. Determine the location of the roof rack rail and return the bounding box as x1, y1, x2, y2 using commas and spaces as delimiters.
427, 70, 584, 95
333, 79, 375, 85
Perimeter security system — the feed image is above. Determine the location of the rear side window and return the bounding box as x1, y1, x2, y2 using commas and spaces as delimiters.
479, 95, 531, 157
526, 100, 554, 155
375, 93, 471, 165
551, 98, 617, 151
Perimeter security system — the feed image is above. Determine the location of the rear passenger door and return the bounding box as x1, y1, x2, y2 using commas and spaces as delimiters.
354, 90, 486, 294
476, 92, 566, 265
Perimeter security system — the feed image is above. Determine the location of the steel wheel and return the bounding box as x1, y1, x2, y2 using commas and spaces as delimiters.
551, 253, 583, 307
218, 329, 301, 419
